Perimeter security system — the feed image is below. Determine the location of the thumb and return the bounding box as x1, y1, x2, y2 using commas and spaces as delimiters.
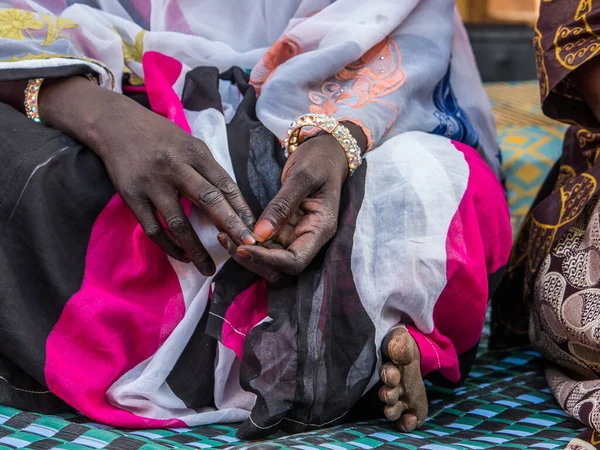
254, 171, 315, 242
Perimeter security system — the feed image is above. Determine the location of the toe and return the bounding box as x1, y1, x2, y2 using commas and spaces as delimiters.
380, 362, 401, 387
385, 327, 414, 366
384, 400, 408, 421
379, 385, 403, 405
398, 413, 418, 432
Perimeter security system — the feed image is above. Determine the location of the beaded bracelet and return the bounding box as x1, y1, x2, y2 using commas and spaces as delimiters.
24, 78, 44, 122
24, 74, 98, 123
284, 113, 362, 176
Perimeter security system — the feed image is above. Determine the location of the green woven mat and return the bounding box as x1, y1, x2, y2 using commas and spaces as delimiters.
0, 326, 583, 450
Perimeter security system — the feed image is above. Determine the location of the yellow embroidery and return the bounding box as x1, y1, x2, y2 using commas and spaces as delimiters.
122, 29, 146, 63
39, 15, 78, 45
0, 9, 43, 40
122, 30, 146, 84
554, 0, 600, 70
575, 0, 592, 20
534, 24, 549, 97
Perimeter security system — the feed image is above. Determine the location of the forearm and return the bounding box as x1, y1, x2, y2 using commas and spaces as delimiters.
38, 76, 119, 155
0, 80, 28, 113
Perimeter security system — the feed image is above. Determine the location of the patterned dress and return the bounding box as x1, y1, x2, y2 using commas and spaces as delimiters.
492, 0, 600, 434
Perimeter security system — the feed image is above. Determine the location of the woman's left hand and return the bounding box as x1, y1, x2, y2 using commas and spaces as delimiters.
218, 132, 350, 282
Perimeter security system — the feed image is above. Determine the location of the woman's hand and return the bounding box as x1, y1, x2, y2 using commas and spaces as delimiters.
219, 130, 358, 281
39, 77, 256, 276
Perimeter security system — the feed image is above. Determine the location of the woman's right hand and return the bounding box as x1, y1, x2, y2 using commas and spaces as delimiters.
39, 76, 256, 276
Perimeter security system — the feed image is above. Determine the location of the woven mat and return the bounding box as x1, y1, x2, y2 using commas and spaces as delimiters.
485, 81, 566, 237
0, 82, 582, 449
0, 325, 583, 450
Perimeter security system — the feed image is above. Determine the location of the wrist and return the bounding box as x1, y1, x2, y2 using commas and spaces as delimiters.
0, 80, 28, 112
312, 132, 349, 181
39, 76, 110, 150
340, 121, 367, 155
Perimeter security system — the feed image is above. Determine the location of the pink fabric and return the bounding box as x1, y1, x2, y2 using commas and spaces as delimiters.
123, 85, 147, 94
221, 280, 269, 359
407, 142, 511, 382
45, 52, 194, 427
143, 51, 190, 133
45, 196, 187, 428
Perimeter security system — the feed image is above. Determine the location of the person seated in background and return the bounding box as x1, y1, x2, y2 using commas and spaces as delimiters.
492, 0, 600, 433
0, 0, 510, 438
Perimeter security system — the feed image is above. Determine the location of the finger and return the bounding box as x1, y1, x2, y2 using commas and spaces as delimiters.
253, 172, 316, 242
152, 193, 216, 276
125, 196, 187, 262
217, 233, 282, 283
235, 229, 324, 276
189, 145, 256, 227
178, 167, 255, 246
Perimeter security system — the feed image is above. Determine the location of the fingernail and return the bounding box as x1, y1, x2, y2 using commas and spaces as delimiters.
202, 262, 216, 276
254, 219, 273, 242
241, 229, 256, 245
236, 248, 251, 260
381, 369, 388, 385
217, 233, 229, 251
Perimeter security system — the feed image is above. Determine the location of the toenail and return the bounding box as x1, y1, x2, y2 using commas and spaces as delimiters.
400, 414, 418, 432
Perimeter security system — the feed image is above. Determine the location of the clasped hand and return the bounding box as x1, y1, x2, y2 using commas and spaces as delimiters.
219, 132, 349, 282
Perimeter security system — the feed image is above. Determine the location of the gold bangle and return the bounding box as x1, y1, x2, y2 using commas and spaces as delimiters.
24, 74, 97, 123
284, 113, 363, 176
24, 78, 44, 123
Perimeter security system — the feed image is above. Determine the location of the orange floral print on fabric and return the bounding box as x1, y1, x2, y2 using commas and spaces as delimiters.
250, 34, 302, 94
308, 37, 406, 143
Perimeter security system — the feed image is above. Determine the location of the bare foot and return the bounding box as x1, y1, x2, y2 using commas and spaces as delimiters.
379, 326, 428, 432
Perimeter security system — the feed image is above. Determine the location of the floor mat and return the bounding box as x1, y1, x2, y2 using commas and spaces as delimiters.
0, 325, 584, 449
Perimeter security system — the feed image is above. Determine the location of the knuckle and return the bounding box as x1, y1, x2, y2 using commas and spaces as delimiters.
224, 214, 240, 231
266, 272, 281, 283
185, 141, 209, 160
197, 186, 223, 208
143, 224, 163, 240
121, 184, 141, 200
156, 151, 179, 169
287, 263, 304, 277
166, 216, 189, 235
269, 199, 293, 221
214, 177, 240, 198
323, 220, 338, 242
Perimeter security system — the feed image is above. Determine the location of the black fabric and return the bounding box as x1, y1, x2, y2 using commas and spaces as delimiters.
236, 164, 376, 439
165, 303, 217, 409
221, 66, 284, 218
0, 65, 99, 82
0, 103, 114, 410
182, 67, 223, 113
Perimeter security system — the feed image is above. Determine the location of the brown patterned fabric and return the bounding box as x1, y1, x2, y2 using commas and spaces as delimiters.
491, 0, 600, 433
